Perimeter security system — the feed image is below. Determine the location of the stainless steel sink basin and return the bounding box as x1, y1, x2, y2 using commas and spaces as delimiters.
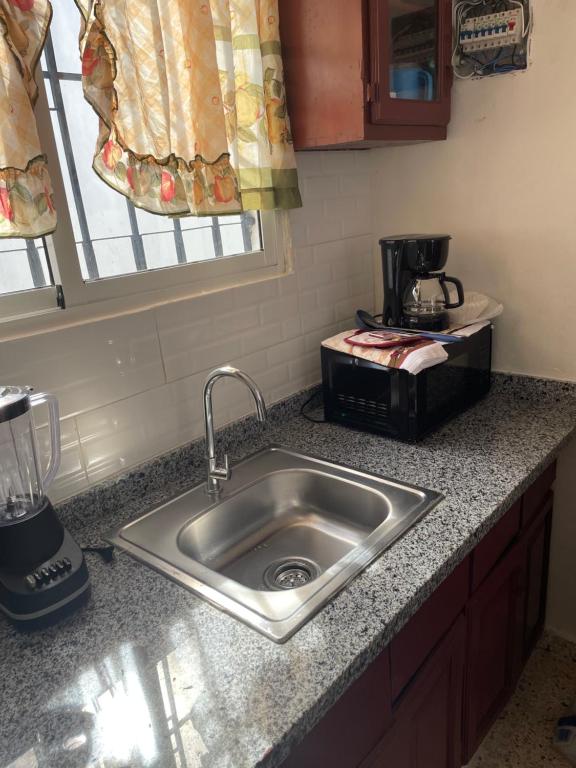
109, 446, 443, 642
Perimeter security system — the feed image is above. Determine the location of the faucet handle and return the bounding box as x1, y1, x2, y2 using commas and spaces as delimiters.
209, 454, 231, 481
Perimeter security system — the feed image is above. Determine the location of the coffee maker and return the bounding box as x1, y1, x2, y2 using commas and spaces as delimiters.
380, 235, 464, 331
0, 386, 90, 628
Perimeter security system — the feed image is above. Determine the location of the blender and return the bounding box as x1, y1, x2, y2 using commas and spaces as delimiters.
0, 386, 90, 628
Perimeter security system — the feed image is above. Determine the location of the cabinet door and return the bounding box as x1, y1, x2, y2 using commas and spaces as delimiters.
369, 0, 452, 127
281, 649, 392, 768
363, 615, 465, 768
524, 493, 553, 659
462, 542, 525, 762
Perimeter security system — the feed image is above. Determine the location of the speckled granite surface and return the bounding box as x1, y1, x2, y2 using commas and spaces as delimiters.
1, 375, 575, 768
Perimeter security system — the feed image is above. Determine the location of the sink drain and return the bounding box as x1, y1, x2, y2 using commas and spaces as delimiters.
263, 558, 320, 590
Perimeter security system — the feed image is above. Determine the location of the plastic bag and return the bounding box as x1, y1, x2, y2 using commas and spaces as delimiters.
554, 703, 576, 765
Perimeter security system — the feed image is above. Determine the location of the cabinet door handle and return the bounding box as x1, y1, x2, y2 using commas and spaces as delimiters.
366, 82, 379, 103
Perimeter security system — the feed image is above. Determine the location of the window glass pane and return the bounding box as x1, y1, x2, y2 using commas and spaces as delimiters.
49, 0, 82, 74
220, 221, 246, 257
181, 229, 216, 261
135, 207, 175, 235
93, 238, 139, 279
142, 233, 180, 269
60, 80, 133, 240
0, 240, 51, 295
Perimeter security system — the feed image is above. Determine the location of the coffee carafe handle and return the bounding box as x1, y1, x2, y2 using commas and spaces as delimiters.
29, 392, 61, 492
441, 276, 465, 309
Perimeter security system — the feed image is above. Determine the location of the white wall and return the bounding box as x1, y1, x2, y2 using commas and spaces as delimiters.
0, 151, 375, 502
371, 0, 576, 640
372, 0, 576, 382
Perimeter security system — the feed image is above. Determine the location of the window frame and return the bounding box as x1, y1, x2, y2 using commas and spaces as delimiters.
0, 50, 291, 335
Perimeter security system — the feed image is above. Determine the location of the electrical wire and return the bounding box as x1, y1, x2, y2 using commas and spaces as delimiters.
452, 0, 530, 79
300, 389, 325, 424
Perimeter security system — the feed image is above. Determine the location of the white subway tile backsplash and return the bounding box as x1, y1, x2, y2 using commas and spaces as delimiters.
281, 315, 302, 341
300, 306, 335, 335
0, 152, 376, 493
241, 322, 284, 356
316, 278, 351, 307
37, 417, 89, 502
313, 239, 348, 265
294, 152, 324, 177
0, 312, 164, 419
292, 245, 313, 272
297, 290, 319, 315
259, 293, 298, 326
341, 200, 372, 238
288, 350, 322, 384
304, 174, 340, 201
296, 261, 332, 292
320, 151, 357, 176
306, 204, 343, 245
339, 173, 372, 198
211, 306, 260, 339
77, 380, 204, 483
232, 279, 279, 308
266, 336, 306, 369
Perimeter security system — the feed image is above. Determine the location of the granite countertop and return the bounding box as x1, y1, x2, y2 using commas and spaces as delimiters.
1, 375, 575, 768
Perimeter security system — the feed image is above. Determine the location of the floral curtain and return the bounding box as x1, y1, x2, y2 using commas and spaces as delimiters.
0, 0, 56, 238
76, 0, 302, 217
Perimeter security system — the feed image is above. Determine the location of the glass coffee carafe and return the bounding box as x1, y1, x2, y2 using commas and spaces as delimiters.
0, 386, 61, 525
402, 272, 464, 330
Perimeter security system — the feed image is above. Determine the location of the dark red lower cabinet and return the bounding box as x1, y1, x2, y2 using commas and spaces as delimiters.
462, 491, 554, 762
362, 616, 466, 768
281, 650, 392, 768
462, 540, 526, 761
523, 493, 553, 660
279, 466, 556, 768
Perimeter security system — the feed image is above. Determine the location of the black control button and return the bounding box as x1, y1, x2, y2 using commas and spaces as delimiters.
62, 558, 72, 571
40, 567, 51, 582
49, 564, 59, 578
25, 574, 37, 590
33, 572, 43, 586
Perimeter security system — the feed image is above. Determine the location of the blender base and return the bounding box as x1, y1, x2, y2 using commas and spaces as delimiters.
0, 500, 91, 629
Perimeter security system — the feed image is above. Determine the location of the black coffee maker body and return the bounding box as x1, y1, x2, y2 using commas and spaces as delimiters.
380, 235, 464, 331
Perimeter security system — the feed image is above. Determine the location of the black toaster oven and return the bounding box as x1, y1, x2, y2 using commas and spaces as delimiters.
321, 325, 492, 442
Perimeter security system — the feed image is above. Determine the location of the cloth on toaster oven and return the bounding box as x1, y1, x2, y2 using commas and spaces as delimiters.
321, 331, 449, 375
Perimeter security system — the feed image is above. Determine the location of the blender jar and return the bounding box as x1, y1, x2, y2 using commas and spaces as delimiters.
0, 386, 61, 524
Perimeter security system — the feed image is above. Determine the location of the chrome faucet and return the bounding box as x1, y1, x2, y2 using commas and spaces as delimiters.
203, 366, 267, 496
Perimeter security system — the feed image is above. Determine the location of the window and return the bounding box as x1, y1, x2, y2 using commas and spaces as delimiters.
0, 0, 286, 324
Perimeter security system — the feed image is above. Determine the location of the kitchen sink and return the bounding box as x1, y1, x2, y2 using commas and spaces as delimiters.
109, 446, 443, 642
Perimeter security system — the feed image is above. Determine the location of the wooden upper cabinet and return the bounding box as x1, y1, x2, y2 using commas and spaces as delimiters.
279, 0, 453, 150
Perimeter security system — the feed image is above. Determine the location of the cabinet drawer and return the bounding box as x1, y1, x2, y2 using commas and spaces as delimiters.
522, 461, 556, 527
390, 557, 469, 701
471, 500, 521, 592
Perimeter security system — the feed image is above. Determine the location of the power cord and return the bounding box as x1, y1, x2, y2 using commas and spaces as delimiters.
300, 389, 325, 424
82, 544, 115, 563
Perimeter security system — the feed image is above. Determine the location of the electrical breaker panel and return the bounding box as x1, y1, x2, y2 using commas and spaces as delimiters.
460, 9, 522, 52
